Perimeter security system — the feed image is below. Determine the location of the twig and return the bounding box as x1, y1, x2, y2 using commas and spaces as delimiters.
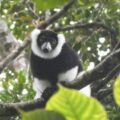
27, 3, 39, 19
112, 40, 120, 52
54, 22, 118, 50
54, 22, 113, 32
97, 88, 112, 101
94, 64, 120, 92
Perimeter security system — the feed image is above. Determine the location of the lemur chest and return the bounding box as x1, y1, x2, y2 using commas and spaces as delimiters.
36, 58, 71, 76
38, 61, 78, 83
32, 56, 79, 82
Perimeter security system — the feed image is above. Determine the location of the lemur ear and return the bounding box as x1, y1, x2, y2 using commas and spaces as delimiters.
57, 34, 65, 41
31, 29, 41, 41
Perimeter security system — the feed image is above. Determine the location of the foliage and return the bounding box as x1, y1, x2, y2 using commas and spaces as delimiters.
34, 0, 68, 11
107, 106, 120, 120
0, 0, 34, 39
113, 76, 120, 106
0, 70, 35, 102
0, 0, 120, 120
21, 86, 108, 120
46, 86, 108, 120
21, 109, 65, 120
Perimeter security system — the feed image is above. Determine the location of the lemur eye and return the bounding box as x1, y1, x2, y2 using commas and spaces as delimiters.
37, 38, 44, 46
39, 38, 44, 43
51, 40, 57, 45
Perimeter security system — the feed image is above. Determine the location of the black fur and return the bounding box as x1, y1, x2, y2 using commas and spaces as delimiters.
37, 30, 58, 50
30, 43, 82, 85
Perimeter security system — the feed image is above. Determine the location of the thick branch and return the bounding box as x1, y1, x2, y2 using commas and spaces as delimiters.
62, 48, 120, 89
0, 99, 46, 116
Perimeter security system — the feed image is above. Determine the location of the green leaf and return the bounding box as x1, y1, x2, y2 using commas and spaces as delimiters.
46, 86, 108, 120
34, 0, 68, 11
21, 109, 65, 120
114, 76, 120, 106
17, 71, 25, 84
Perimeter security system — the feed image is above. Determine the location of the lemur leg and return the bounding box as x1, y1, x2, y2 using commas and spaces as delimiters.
33, 77, 51, 99
42, 85, 58, 101
58, 66, 79, 82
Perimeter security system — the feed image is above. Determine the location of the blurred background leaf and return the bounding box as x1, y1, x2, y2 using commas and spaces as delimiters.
21, 109, 65, 120
34, 0, 69, 11
46, 86, 108, 120
114, 76, 120, 106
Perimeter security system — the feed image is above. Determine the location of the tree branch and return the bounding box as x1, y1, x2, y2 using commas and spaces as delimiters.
54, 22, 118, 50
97, 88, 112, 101
94, 64, 120, 92
0, 37, 31, 73
54, 22, 112, 32
62, 48, 120, 89
26, 2, 39, 19
0, 99, 46, 116
0, 0, 74, 73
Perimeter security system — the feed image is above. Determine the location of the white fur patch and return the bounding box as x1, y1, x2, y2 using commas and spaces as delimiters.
33, 77, 51, 99
77, 71, 91, 96
58, 66, 78, 82
79, 85, 91, 97
31, 28, 65, 59
31, 28, 41, 41
41, 42, 52, 52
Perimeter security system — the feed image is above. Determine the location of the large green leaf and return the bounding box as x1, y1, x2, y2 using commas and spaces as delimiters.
114, 76, 120, 106
21, 109, 65, 120
34, 0, 68, 11
46, 86, 108, 120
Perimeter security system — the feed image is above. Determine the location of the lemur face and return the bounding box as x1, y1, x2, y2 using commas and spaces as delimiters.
31, 29, 65, 59
37, 30, 58, 53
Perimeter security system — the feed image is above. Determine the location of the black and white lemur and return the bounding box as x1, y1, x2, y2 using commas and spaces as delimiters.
30, 29, 90, 99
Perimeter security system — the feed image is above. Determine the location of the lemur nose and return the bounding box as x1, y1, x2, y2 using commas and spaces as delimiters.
41, 42, 52, 53
43, 48, 49, 53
